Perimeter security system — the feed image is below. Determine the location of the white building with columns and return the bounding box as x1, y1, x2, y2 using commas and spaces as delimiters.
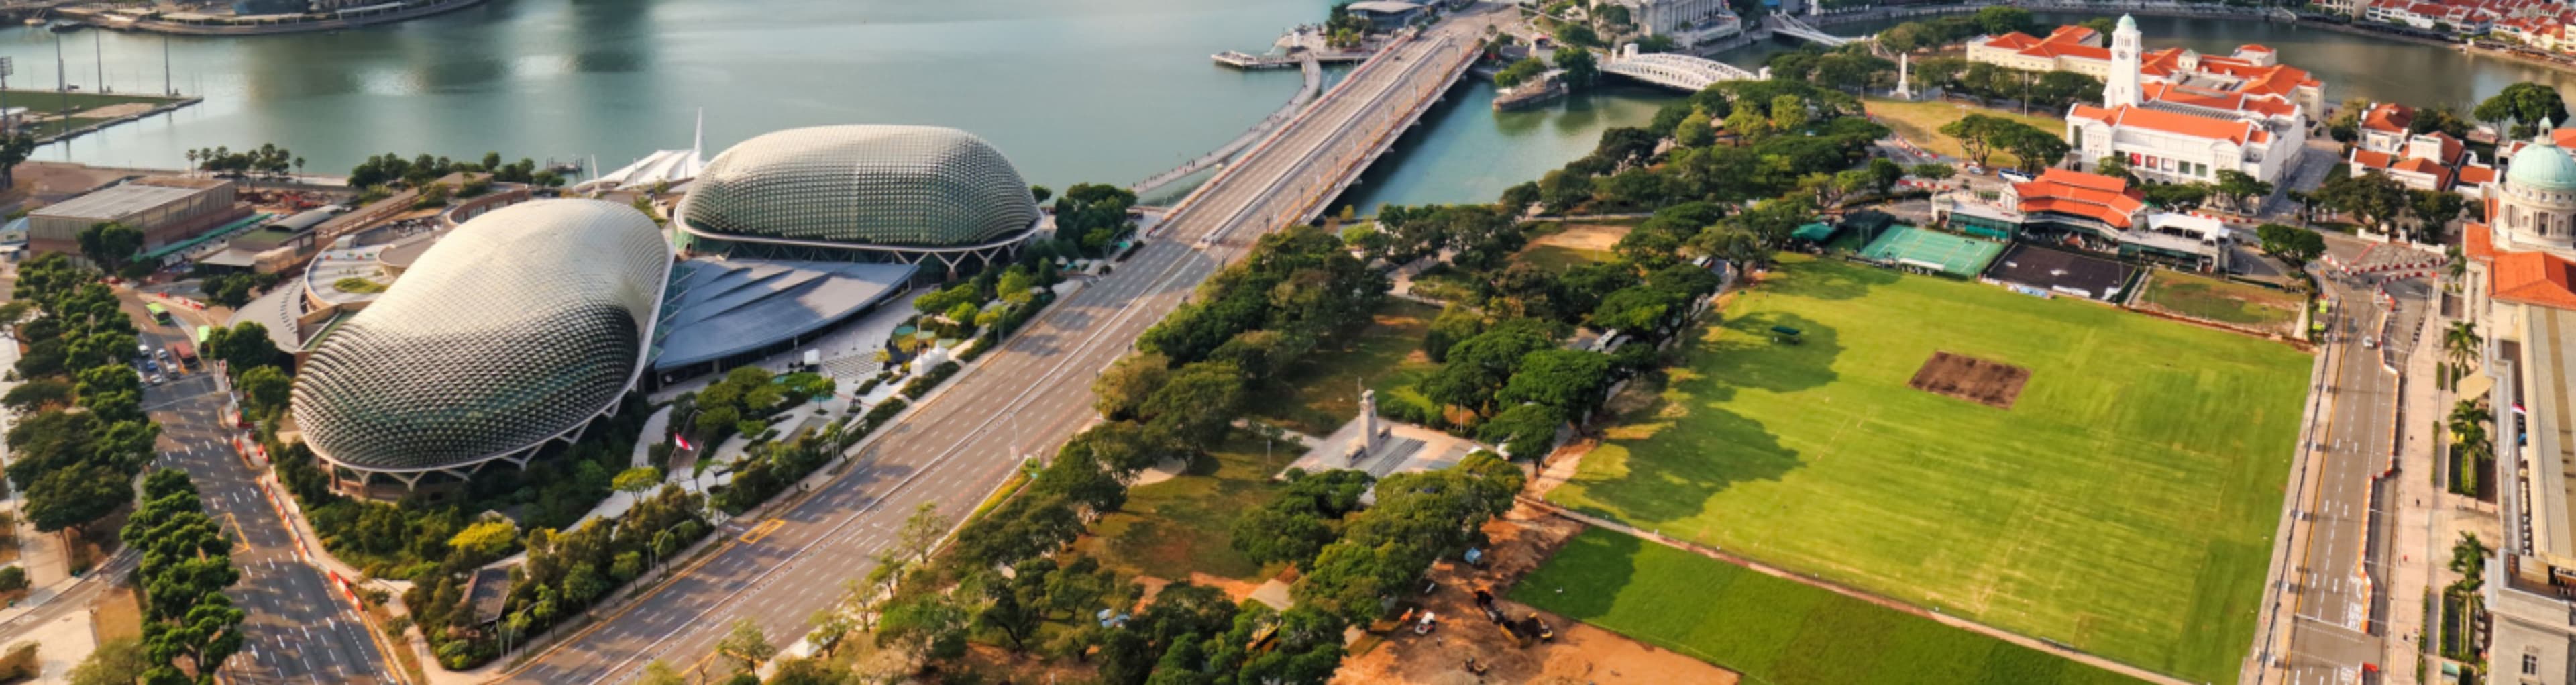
2062, 15, 2309, 185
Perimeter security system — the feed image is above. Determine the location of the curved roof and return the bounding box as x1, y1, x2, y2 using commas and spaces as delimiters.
2512, 131, 2576, 192
291, 199, 672, 473
678, 125, 1040, 250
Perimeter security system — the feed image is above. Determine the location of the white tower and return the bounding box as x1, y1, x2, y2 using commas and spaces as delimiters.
1893, 52, 1914, 99
2104, 14, 2142, 108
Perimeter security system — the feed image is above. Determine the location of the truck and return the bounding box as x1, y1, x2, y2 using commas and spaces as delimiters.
167, 341, 197, 372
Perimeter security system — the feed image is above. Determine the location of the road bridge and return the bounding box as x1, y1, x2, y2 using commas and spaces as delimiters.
1132, 52, 1324, 197
494, 9, 1498, 684
1771, 13, 1864, 47
1600, 43, 1761, 92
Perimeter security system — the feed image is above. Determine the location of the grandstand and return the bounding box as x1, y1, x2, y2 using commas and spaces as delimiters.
1858, 225, 2006, 278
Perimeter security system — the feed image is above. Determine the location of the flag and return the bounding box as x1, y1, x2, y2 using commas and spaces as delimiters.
2514, 402, 2528, 415
675, 433, 694, 451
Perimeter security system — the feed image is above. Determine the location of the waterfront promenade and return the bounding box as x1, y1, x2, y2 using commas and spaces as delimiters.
490, 8, 1497, 684
1133, 52, 1325, 197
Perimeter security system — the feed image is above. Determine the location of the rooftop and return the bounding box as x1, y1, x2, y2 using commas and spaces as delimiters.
32, 178, 223, 221
651, 258, 922, 370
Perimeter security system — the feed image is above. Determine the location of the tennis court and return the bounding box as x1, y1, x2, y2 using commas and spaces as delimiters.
1858, 225, 2006, 278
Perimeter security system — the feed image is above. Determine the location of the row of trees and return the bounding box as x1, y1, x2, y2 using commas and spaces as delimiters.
118, 470, 248, 684
2309, 168, 2465, 243
186, 143, 299, 180
3, 254, 160, 541
405, 485, 709, 668
1873, 7, 2079, 53
1939, 113, 2070, 172
346, 151, 566, 191
1909, 56, 2106, 114
1487, 79, 1886, 221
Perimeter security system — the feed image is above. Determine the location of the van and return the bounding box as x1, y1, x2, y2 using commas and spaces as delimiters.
1998, 168, 2036, 184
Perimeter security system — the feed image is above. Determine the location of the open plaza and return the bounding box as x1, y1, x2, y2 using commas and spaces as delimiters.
1542, 254, 2312, 683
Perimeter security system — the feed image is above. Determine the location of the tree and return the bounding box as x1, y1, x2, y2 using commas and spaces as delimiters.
1424, 305, 1483, 363
1939, 114, 2005, 167
1140, 361, 1246, 447
1553, 46, 1598, 89
1092, 352, 1169, 420
2474, 81, 2569, 138
1498, 349, 1615, 419
716, 617, 775, 673
26, 463, 129, 534
875, 592, 970, 662
201, 322, 284, 373
1672, 106, 1715, 148
1974, 5, 2033, 35
2445, 321, 2483, 372
1721, 105, 1770, 142
448, 519, 517, 563
2255, 223, 2326, 266
612, 466, 662, 497
1768, 95, 1809, 134
76, 223, 144, 274
2213, 170, 2275, 214
2408, 189, 2469, 242
0, 134, 34, 190
1998, 122, 2069, 172
894, 501, 949, 564
1493, 57, 1548, 88
1909, 162, 1955, 182
237, 366, 291, 420
2312, 171, 2409, 235
1479, 402, 1564, 457
637, 661, 686, 685
2410, 105, 2473, 138
70, 636, 146, 685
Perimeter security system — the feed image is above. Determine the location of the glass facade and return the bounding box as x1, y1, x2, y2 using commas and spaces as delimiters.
680, 125, 1040, 249
290, 200, 672, 472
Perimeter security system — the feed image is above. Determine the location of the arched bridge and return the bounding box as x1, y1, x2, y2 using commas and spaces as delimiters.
1600, 44, 1760, 92
1770, 14, 1862, 47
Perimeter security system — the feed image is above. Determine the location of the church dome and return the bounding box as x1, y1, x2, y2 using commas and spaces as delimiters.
2511, 135, 2576, 192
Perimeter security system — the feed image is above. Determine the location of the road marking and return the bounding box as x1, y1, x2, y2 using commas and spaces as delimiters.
736, 519, 784, 545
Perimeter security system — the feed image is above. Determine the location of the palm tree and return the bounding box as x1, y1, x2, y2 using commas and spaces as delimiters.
2446, 244, 2467, 286
2444, 321, 2481, 372
292, 156, 305, 180
183, 148, 197, 176
2451, 398, 2489, 439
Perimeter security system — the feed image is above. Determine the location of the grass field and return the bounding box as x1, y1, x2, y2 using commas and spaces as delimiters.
1248, 299, 1444, 436
1515, 529, 2145, 685
1077, 436, 1287, 582
1864, 97, 2063, 171
2138, 270, 2306, 331
1545, 254, 2310, 683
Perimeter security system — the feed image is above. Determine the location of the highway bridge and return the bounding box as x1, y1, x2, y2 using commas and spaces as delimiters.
496, 8, 1498, 685
1600, 43, 1761, 92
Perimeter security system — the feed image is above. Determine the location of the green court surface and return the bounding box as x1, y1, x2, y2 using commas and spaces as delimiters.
1513, 529, 2146, 685
1858, 225, 2006, 278
1544, 254, 2310, 684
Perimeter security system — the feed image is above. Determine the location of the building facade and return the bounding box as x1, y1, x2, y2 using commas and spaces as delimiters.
675, 125, 1044, 274
25, 176, 246, 262
2062, 15, 2310, 185
1604, 0, 1743, 46
2464, 130, 2576, 685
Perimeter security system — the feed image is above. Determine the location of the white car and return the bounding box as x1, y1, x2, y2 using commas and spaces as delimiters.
148, 374, 164, 385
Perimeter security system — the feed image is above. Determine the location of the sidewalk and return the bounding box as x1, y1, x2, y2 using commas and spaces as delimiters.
2382, 303, 2501, 685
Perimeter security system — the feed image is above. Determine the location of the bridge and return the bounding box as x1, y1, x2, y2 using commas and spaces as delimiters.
1770, 13, 1863, 47
494, 10, 1498, 685
1600, 43, 1761, 92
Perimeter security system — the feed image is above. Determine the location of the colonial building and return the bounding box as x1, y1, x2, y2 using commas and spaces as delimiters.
2063, 15, 2310, 185
2346, 103, 2495, 193
2464, 128, 2576, 685
1970, 22, 2325, 116
1933, 168, 2228, 271
1601, 0, 1742, 47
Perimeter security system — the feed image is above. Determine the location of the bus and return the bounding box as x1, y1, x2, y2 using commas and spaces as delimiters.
144, 303, 172, 325
167, 341, 196, 373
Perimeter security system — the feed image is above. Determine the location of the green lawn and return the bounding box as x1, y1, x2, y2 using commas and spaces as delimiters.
2138, 270, 2306, 330
1546, 254, 2309, 683
1515, 529, 2145, 685
1863, 97, 2063, 170
1077, 437, 1287, 582
1248, 299, 1444, 436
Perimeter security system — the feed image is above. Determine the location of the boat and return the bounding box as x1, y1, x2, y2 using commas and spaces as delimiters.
19, 17, 41, 27
46, 21, 85, 33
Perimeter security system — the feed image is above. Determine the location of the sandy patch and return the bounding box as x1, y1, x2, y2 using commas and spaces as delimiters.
71, 103, 156, 119
1907, 350, 2030, 409
1531, 223, 1628, 252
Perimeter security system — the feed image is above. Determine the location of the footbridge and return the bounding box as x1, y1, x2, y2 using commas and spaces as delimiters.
1600, 44, 1761, 92
1771, 13, 1864, 47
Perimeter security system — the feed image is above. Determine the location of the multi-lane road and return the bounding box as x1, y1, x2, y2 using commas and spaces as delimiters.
502, 13, 1493, 685
129, 301, 396, 685
2265, 251, 2429, 685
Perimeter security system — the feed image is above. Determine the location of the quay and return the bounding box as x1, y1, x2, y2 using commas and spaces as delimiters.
1134, 52, 1325, 196
1212, 48, 1371, 70
53, 0, 484, 36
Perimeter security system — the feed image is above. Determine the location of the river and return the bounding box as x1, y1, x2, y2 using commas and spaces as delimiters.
2, 2, 2569, 210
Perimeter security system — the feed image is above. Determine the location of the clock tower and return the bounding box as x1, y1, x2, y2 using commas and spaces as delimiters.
2104, 14, 2142, 107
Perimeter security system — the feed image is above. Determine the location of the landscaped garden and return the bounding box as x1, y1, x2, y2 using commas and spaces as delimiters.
1246, 299, 1444, 437
1544, 254, 2311, 683
1515, 529, 2145, 685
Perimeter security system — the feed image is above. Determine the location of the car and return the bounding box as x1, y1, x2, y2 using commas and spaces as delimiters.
148, 374, 164, 385
137, 343, 150, 356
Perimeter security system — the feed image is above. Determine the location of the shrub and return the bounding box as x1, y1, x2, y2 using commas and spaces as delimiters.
0, 641, 34, 680
0, 566, 25, 594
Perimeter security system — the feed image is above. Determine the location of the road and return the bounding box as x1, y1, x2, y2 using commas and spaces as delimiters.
127, 297, 394, 685
500, 13, 1492, 685
2269, 245, 2428, 685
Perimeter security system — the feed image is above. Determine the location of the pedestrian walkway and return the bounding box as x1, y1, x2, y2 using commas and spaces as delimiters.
2384, 298, 2502, 685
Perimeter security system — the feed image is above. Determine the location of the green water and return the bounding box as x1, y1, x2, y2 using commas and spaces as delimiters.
2, 3, 2563, 208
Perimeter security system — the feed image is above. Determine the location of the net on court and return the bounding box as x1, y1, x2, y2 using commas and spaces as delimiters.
1858, 225, 2006, 278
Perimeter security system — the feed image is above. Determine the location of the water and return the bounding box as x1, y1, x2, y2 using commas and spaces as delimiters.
7, 3, 2572, 207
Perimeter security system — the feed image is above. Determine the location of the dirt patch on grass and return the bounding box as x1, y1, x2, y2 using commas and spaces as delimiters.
72, 102, 157, 119
91, 584, 143, 643
1907, 350, 2029, 409
1531, 223, 1628, 252
1333, 504, 1740, 685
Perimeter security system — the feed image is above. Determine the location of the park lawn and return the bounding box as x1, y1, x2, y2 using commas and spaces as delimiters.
1545, 254, 2309, 684
1077, 437, 1289, 582
1514, 529, 2146, 685
2139, 270, 2306, 328
1863, 97, 2062, 171
1248, 299, 1444, 436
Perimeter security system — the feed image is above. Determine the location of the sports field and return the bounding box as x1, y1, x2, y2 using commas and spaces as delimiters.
2137, 270, 2306, 335
1858, 225, 2005, 278
1514, 529, 2145, 685
1545, 254, 2310, 683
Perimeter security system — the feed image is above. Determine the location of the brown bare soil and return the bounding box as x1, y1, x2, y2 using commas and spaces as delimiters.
1531, 223, 1628, 252
1907, 350, 2030, 409
1333, 503, 1741, 685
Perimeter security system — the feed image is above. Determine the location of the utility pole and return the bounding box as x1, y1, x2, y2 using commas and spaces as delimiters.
92, 30, 101, 94
162, 34, 171, 96
53, 32, 65, 137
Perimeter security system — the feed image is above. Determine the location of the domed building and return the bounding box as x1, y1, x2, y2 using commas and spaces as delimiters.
290, 199, 673, 496
2463, 125, 2576, 680
674, 125, 1043, 272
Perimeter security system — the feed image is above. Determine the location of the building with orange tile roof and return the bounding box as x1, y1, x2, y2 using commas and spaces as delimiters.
1933, 167, 2229, 270
2347, 119, 2491, 194
2460, 127, 2576, 685
1967, 17, 2325, 116
2061, 15, 2311, 185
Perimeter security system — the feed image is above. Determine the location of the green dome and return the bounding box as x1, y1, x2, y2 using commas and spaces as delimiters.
2512, 136, 2576, 191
